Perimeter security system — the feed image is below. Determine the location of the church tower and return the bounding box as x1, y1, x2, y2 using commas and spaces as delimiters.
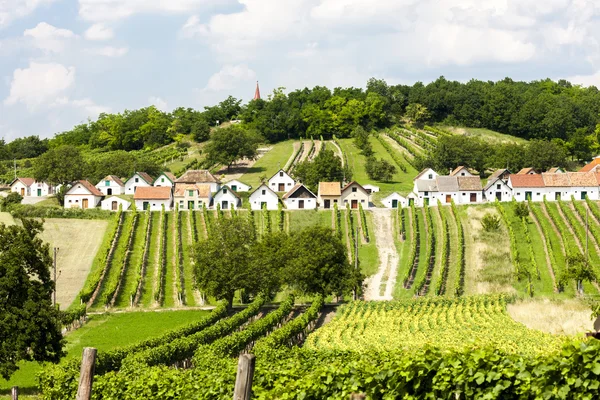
254, 81, 261, 100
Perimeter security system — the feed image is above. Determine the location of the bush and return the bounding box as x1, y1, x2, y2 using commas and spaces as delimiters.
513, 202, 529, 219
481, 213, 501, 232
1, 192, 22, 210
8, 204, 113, 219
365, 157, 396, 182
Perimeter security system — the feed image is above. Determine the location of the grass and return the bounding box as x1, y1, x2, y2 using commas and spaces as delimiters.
288, 209, 332, 231
393, 208, 413, 299
163, 212, 176, 307
0, 310, 211, 396
114, 212, 147, 308
442, 206, 459, 297
357, 211, 379, 277
427, 206, 445, 297
32, 197, 60, 207
240, 140, 296, 188
140, 212, 161, 307
441, 126, 528, 145
181, 212, 196, 306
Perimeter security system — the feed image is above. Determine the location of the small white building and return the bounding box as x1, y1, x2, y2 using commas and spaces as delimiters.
64, 180, 104, 209
317, 182, 341, 209
224, 179, 252, 193
124, 172, 154, 195
484, 176, 513, 202
96, 175, 125, 196
268, 169, 295, 192
249, 184, 279, 210
449, 166, 474, 177
340, 181, 370, 209
382, 192, 407, 209
283, 184, 317, 210
153, 172, 177, 188
174, 184, 212, 210
508, 174, 547, 202
101, 196, 131, 211
10, 178, 55, 197
363, 184, 380, 194
175, 170, 221, 192
213, 186, 242, 210
456, 176, 483, 204
134, 186, 172, 211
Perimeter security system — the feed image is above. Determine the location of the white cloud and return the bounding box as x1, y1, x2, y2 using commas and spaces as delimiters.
180, 15, 207, 38
86, 46, 128, 57
0, 0, 57, 28
4, 62, 76, 108
205, 64, 256, 91
78, 0, 227, 22
148, 96, 168, 111
567, 70, 600, 87
24, 22, 76, 53
84, 23, 114, 41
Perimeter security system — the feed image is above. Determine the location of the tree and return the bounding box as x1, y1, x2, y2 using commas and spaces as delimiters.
481, 214, 501, 232
352, 126, 373, 156
203, 125, 262, 171
0, 219, 64, 379
194, 217, 257, 306
513, 202, 529, 219
33, 145, 87, 185
283, 226, 361, 296
525, 139, 568, 172
405, 103, 431, 125
248, 232, 288, 296
365, 157, 396, 182
191, 118, 211, 142
564, 253, 596, 294
293, 149, 350, 192
1, 192, 22, 211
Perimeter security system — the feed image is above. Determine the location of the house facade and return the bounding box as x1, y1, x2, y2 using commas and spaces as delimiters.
268, 169, 295, 192
96, 175, 125, 196
124, 172, 154, 194
64, 180, 103, 209
213, 186, 242, 210
450, 166, 474, 177
174, 184, 211, 210
153, 172, 177, 188
10, 178, 55, 197
317, 182, 341, 209
224, 179, 251, 192
382, 192, 407, 209
363, 184, 380, 194
483, 177, 513, 202
101, 196, 131, 211
340, 181, 370, 209
249, 184, 279, 210
175, 170, 221, 192
134, 186, 172, 211
283, 184, 317, 210
456, 177, 483, 204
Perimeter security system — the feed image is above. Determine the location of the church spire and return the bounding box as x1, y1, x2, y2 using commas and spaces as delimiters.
254, 81, 261, 100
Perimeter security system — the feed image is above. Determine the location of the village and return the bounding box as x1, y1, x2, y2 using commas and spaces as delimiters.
9, 156, 600, 212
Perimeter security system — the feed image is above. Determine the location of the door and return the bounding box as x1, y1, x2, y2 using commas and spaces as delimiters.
20, 188, 24, 196
525, 192, 532, 201
351, 200, 358, 209
188, 201, 194, 210
391, 199, 398, 208
143, 202, 150, 210
324, 199, 331, 209
222, 201, 229, 210
470, 193, 477, 203
555, 192, 561, 200
37, 188, 42, 196
445, 194, 451, 203
261, 202, 267, 209
424, 198, 429, 206
582, 191, 587, 200
232, 185, 237, 192
409, 198, 414, 206
495, 192, 501, 201
299, 200, 304, 209
111, 201, 118, 211
278, 183, 285, 192
82, 198, 89, 209
107, 188, 112, 195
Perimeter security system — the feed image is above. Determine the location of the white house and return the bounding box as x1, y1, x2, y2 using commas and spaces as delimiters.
174, 184, 212, 210
456, 176, 483, 204
413, 168, 439, 207
153, 172, 177, 188
283, 184, 317, 210
175, 170, 221, 192
224, 179, 252, 192
363, 184, 380, 194
508, 174, 547, 202
101, 196, 131, 211
64, 180, 104, 209
124, 172, 154, 195
412, 168, 484, 206
340, 181, 370, 209
10, 178, 55, 197
134, 186, 172, 211
484, 176, 513, 202
268, 169, 295, 192
450, 166, 474, 177
213, 186, 242, 210
565, 172, 600, 200
382, 192, 407, 209
96, 175, 125, 196
249, 184, 279, 210
317, 182, 341, 209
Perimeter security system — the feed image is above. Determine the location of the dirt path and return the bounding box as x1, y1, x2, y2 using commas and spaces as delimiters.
309, 140, 322, 160
364, 209, 398, 301
529, 209, 557, 289
383, 135, 413, 159
214, 146, 272, 181
298, 141, 313, 163
569, 203, 600, 255
540, 203, 567, 256
329, 140, 345, 167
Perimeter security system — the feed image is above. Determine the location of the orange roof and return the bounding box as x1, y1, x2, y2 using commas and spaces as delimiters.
134, 186, 171, 200
517, 167, 537, 175
11, 177, 35, 187
174, 183, 211, 198
70, 180, 104, 196
579, 158, 600, 173
542, 173, 570, 187
341, 181, 368, 194
567, 172, 598, 187
509, 174, 545, 188
318, 182, 341, 196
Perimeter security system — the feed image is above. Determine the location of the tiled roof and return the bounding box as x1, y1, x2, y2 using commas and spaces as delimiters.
134, 186, 171, 200
174, 183, 211, 198
509, 174, 545, 188
175, 170, 221, 184
282, 184, 316, 199
567, 172, 598, 187
436, 176, 459, 192
542, 173, 570, 187
101, 175, 124, 186
129, 172, 154, 185
341, 181, 368, 194
580, 158, 600, 172
11, 177, 35, 187
450, 166, 469, 176
489, 169, 510, 180
415, 179, 438, 192
517, 167, 537, 175
458, 176, 483, 191
74, 180, 104, 196
318, 182, 341, 196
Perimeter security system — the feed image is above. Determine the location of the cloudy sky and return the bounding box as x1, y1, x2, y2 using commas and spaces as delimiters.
1, 0, 600, 141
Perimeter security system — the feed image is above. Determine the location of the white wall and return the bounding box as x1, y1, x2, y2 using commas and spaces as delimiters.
268, 171, 295, 192
340, 184, 369, 209
11, 182, 29, 197
64, 194, 102, 209
125, 175, 152, 194
455, 191, 483, 205
284, 197, 317, 210
154, 174, 174, 188
225, 181, 251, 192
101, 197, 131, 211
214, 190, 241, 210
96, 180, 124, 196
135, 199, 172, 211
382, 194, 407, 209
249, 189, 279, 210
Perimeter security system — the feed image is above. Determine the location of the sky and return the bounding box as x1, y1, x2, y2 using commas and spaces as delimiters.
1, 0, 600, 142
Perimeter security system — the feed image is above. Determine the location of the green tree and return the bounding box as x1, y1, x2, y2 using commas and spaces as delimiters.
526, 139, 568, 172
513, 202, 529, 219
249, 232, 288, 296
0, 219, 64, 379
203, 125, 262, 171
194, 217, 257, 306
352, 126, 373, 156
293, 149, 350, 192
33, 145, 87, 185
1, 192, 22, 211
283, 226, 361, 296
405, 103, 431, 125
191, 118, 211, 142
365, 157, 396, 182
564, 253, 596, 295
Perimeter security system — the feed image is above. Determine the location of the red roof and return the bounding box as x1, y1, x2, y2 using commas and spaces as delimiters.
579, 159, 600, 173
134, 186, 172, 200
509, 174, 545, 188
74, 180, 104, 196
254, 81, 261, 100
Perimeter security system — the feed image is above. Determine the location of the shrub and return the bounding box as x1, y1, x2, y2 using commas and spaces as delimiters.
481, 213, 501, 232
513, 201, 529, 219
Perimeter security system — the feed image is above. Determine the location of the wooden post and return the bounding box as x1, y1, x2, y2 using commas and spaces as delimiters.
76, 347, 97, 400
349, 394, 366, 400
233, 354, 256, 400
11, 386, 18, 400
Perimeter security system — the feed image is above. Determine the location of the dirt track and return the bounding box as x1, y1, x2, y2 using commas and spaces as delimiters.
364, 209, 398, 300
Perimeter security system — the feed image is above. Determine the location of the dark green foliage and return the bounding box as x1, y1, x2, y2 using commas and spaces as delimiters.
203, 125, 262, 171
191, 118, 211, 142
352, 126, 373, 156
33, 145, 86, 184
365, 156, 396, 182
1, 191, 22, 210
513, 201, 530, 219
5, 136, 49, 159
293, 148, 349, 193
481, 213, 501, 232
0, 219, 64, 379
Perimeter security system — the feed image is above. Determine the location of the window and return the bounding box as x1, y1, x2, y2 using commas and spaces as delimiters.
462, 193, 465, 196
135, 178, 139, 183
161, 178, 165, 182
428, 174, 433, 179
271, 183, 275, 186
424, 191, 429, 196
334, 199, 338, 203
352, 187, 357, 193
279, 172, 283, 177
262, 190, 266, 195
496, 184, 501, 190
361, 199, 365, 203
222, 188, 227, 194
105, 180, 110, 186
188, 190, 194, 196
76, 199, 79, 203
288, 182, 292, 186
179, 201, 184, 207
536, 193, 540, 196
68, 200, 72, 203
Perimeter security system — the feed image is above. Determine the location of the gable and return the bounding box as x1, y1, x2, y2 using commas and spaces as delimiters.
250, 185, 278, 200
286, 185, 316, 199
268, 169, 293, 183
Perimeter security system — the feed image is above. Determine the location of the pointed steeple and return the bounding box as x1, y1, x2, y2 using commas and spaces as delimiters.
254, 81, 261, 100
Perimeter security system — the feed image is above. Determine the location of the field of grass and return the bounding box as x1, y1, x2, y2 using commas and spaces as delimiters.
442, 126, 528, 144
240, 140, 296, 188
0, 309, 211, 396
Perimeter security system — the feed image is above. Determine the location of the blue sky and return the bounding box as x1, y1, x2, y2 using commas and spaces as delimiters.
1, 0, 600, 142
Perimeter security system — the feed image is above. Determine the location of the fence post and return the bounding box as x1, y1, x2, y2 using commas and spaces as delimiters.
11, 386, 18, 400
349, 394, 366, 400
233, 354, 256, 400
76, 347, 97, 400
